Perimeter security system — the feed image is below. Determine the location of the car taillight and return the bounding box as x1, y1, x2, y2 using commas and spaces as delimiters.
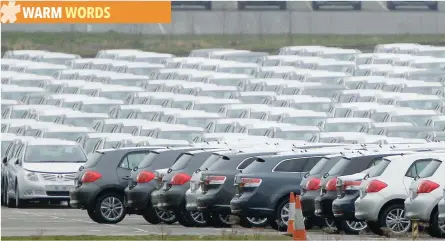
239, 178, 262, 187
366, 180, 388, 193
326, 177, 338, 191
306, 177, 321, 191
81, 171, 102, 183
170, 173, 191, 185
344, 180, 362, 190
205, 175, 226, 185
417, 180, 440, 194
136, 171, 155, 183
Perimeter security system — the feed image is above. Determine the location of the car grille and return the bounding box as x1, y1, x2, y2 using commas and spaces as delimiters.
40, 173, 76, 182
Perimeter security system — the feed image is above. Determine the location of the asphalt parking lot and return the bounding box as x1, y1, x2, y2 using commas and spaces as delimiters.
1, 205, 391, 240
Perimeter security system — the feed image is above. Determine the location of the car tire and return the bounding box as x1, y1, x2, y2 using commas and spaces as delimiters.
87, 208, 102, 223
15, 183, 25, 208
428, 210, 445, 238
341, 220, 368, 235
324, 218, 342, 233
304, 217, 314, 230
6, 182, 15, 208
269, 199, 290, 231
366, 221, 383, 235
94, 192, 126, 224
142, 206, 161, 224
210, 213, 236, 227
186, 210, 209, 227
239, 216, 268, 228
156, 208, 177, 224
176, 207, 195, 227
378, 204, 411, 235
1, 180, 7, 206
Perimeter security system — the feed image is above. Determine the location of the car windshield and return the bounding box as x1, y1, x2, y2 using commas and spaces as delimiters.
27, 68, 59, 76
367, 158, 391, 178
2, 91, 30, 100
275, 131, 317, 141
226, 109, 245, 118
24, 145, 86, 162
214, 123, 232, 133
82, 104, 114, 113
293, 103, 331, 112
247, 129, 266, 136
1, 141, 12, 157
11, 110, 28, 118
64, 118, 96, 128
386, 130, 426, 139
218, 67, 255, 75
158, 131, 202, 141
177, 118, 210, 128
170, 153, 193, 170
283, 117, 325, 126
418, 160, 442, 178
117, 109, 133, 118
83, 151, 103, 168
391, 115, 433, 126
372, 113, 387, 122
100, 91, 129, 101
199, 91, 234, 99
138, 151, 160, 168
324, 123, 367, 132
103, 140, 121, 149
38, 115, 59, 122
171, 101, 191, 110
398, 100, 441, 110
83, 138, 101, 154
43, 132, 84, 141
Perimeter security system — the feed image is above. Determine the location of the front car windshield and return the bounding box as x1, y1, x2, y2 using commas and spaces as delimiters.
171, 101, 191, 110
283, 117, 325, 126
64, 118, 96, 128
158, 131, 202, 141
324, 123, 367, 132
177, 118, 211, 128
199, 91, 234, 99
398, 100, 441, 110
275, 131, 317, 141
38, 115, 59, 122
103, 140, 121, 149
100, 92, 129, 100
24, 145, 86, 162
226, 109, 245, 118
218, 67, 255, 75
385, 130, 427, 139
11, 110, 28, 118
194, 103, 223, 113
391, 115, 433, 126
43, 131, 85, 141
293, 102, 331, 112
1, 141, 12, 157
214, 123, 232, 133
82, 104, 114, 113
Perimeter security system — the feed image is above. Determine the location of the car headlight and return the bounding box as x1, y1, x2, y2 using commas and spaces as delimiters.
24, 171, 39, 182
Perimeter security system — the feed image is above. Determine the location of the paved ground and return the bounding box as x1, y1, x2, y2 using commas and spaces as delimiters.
1, 205, 390, 240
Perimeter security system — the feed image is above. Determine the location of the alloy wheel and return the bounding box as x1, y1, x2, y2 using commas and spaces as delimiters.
190, 211, 207, 224
325, 218, 338, 230
346, 220, 367, 231
100, 196, 124, 222
439, 219, 445, 234
246, 216, 268, 225
156, 208, 176, 222
280, 203, 290, 224
219, 214, 237, 225
385, 208, 411, 233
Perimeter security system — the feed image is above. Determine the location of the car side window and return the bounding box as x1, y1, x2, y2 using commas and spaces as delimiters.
274, 158, 308, 173
119, 152, 149, 169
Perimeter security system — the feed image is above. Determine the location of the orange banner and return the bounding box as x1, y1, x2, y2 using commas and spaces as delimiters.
0, 1, 171, 24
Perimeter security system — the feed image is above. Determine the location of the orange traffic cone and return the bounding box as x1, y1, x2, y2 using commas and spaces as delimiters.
287, 192, 295, 235
293, 195, 307, 240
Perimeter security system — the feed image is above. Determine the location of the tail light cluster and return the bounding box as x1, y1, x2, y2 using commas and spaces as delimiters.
204, 175, 227, 185
81, 171, 102, 183
366, 180, 388, 193
336, 178, 362, 198
326, 177, 338, 191
170, 173, 191, 185
239, 177, 262, 188
136, 171, 155, 183
417, 180, 440, 194
306, 177, 321, 191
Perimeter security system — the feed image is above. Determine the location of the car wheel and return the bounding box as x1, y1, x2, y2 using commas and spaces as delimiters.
6, 182, 15, 208
15, 183, 25, 208
142, 206, 161, 224
187, 210, 209, 227
94, 192, 126, 224
428, 210, 445, 238
156, 208, 176, 224
342, 220, 368, 235
366, 221, 383, 235
304, 217, 314, 230
87, 208, 102, 223
211, 213, 237, 227
1, 180, 7, 206
324, 218, 342, 232
176, 207, 194, 227
270, 199, 290, 231
379, 204, 411, 235
245, 216, 268, 227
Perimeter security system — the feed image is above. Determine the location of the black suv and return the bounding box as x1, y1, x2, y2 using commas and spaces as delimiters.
151, 149, 222, 227
70, 146, 165, 224
125, 146, 207, 224
230, 149, 341, 230
188, 149, 280, 227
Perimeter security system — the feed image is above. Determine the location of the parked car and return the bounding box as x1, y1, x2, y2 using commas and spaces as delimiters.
355, 153, 436, 235
327, 150, 414, 234
70, 146, 166, 223
151, 148, 223, 227
187, 148, 284, 227
439, 189, 445, 229
125, 146, 210, 224
230, 148, 344, 230
3, 138, 87, 208
404, 154, 445, 237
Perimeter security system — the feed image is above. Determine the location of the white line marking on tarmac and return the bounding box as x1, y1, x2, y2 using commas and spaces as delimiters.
133, 228, 149, 233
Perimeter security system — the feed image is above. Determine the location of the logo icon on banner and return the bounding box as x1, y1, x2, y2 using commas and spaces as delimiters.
1, 1, 21, 23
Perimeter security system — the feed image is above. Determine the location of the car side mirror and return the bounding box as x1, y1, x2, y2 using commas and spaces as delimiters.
14, 159, 20, 165
2, 157, 7, 164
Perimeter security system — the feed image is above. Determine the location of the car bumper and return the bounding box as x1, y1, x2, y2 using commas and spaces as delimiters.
404, 194, 437, 221
300, 190, 319, 218
230, 194, 274, 218
19, 181, 74, 200
195, 188, 233, 214
314, 191, 336, 219
151, 185, 188, 211
185, 188, 200, 211
438, 199, 445, 222
354, 194, 383, 222
69, 184, 99, 209
332, 191, 360, 220
125, 183, 156, 212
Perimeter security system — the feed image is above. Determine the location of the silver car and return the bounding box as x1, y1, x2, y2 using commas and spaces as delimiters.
3, 137, 87, 208
405, 157, 445, 238
439, 189, 445, 225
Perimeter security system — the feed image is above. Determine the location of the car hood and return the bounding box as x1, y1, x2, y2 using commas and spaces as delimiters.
23, 162, 84, 173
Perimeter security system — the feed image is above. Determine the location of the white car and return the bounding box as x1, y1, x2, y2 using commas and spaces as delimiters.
405, 156, 445, 238
354, 152, 438, 235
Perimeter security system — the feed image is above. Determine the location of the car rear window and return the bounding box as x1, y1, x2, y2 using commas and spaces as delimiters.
198, 153, 222, 171
327, 157, 350, 176
418, 160, 442, 178
170, 153, 193, 170
237, 157, 257, 170
138, 151, 160, 168
367, 158, 391, 178
308, 157, 329, 175
241, 158, 266, 173
83, 151, 104, 168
